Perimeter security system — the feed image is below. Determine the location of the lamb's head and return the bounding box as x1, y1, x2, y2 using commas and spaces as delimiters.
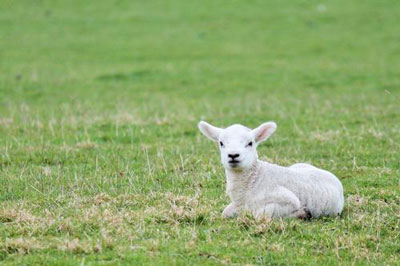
198, 121, 277, 171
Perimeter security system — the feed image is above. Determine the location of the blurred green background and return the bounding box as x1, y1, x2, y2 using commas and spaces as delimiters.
1, 0, 399, 264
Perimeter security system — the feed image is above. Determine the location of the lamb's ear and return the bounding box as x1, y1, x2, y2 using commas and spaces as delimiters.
252, 122, 277, 143
198, 121, 222, 142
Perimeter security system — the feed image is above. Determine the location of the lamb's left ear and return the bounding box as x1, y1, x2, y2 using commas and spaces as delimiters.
198, 121, 222, 142
252, 122, 277, 143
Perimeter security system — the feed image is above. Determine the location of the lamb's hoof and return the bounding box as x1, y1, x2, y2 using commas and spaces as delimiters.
297, 207, 312, 220
222, 210, 237, 219
222, 205, 237, 219
222, 212, 237, 219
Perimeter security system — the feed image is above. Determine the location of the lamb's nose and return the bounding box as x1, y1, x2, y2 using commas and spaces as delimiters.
228, 153, 240, 159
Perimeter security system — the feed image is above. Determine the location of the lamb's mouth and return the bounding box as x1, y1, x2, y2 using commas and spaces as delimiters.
228, 160, 240, 167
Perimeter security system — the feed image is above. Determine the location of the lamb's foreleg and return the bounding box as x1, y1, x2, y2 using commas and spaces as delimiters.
254, 186, 307, 219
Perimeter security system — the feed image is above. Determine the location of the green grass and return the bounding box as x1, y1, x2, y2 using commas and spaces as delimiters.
1, 0, 400, 264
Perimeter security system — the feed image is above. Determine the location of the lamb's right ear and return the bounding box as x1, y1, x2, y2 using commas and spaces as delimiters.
198, 121, 222, 142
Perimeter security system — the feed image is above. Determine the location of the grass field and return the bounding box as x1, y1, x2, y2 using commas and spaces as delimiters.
1, 0, 400, 264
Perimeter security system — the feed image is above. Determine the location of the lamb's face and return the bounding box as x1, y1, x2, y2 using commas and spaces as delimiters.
218, 125, 257, 170
198, 121, 277, 171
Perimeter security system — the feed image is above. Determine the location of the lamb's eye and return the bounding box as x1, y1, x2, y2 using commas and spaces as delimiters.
219, 141, 224, 147
247, 141, 253, 147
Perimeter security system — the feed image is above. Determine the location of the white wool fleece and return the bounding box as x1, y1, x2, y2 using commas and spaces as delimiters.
198, 121, 344, 219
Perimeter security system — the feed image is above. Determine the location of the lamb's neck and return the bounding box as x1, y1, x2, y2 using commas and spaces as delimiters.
226, 161, 259, 182
225, 160, 261, 205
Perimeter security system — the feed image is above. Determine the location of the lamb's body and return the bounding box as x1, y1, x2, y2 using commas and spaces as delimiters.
198, 120, 344, 220
226, 160, 344, 218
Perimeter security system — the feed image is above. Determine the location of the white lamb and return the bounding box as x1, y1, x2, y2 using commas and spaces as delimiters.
198, 121, 344, 220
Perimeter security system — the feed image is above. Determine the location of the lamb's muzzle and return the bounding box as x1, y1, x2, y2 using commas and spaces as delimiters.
198, 120, 344, 220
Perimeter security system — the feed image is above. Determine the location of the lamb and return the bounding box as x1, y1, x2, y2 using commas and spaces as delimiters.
198, 121, 344, 220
